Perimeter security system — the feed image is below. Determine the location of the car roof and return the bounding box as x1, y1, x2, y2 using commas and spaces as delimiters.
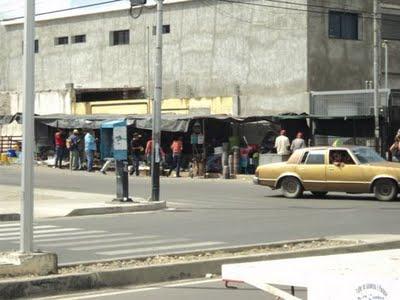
298, 146, 368, 152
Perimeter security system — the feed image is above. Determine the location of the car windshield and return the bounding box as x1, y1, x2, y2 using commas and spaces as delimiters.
352, 147, 385, 164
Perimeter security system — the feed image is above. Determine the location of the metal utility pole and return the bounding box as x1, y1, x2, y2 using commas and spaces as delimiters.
382, 40, 388, 90
21, 0, 35, 253
151, 0, 163, 201
373, 0, 381, 153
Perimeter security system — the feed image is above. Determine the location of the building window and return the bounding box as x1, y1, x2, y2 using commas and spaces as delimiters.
382, 14, 400, 41
152, 25, 170, 35
55, 36, 69, 46
72, 34, 86, 44
329, 11, 359, 40
34, 39, 39, 53
22, 39, 39, 54
110, 30, 130, 46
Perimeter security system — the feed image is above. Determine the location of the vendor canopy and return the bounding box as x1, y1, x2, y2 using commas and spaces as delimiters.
2, 113, 373, 132
33, 113, 245, 132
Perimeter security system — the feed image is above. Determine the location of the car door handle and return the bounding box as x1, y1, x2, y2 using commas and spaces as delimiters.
328, 167, 335, 171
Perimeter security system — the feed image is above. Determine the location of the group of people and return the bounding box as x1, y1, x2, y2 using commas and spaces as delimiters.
129, 134, 184, 177
54, 129, 185, 176
54, 129, 97, 172
274, 130, 306, 155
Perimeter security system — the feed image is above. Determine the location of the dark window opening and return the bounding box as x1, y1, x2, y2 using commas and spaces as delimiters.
329, 11, 359, 40
152, 24, 170, 35
110, 30, 130, 46
72, 34, 86, 44
75, 88, 145, 102
382, 14, 400, 41
21, 39, 39, 54
55, 36, 69, 46
329, 150, 355, 165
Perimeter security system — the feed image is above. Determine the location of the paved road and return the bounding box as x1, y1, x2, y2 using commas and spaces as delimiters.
33, 279, 307, 300
1, 166, 400, 264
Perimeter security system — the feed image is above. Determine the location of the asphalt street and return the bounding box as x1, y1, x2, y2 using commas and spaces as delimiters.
1, 166, 400, 264
33, 279, 308, 300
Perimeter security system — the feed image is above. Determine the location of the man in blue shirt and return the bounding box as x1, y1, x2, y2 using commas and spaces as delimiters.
85, 131, 96, 172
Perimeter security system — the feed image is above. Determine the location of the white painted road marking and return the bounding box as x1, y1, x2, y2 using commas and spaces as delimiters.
69, 238, 189, 251
40, 235, 158, 247
97, 241, 225, 256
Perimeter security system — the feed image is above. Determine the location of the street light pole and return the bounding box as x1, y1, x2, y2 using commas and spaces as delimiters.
373, 0, 381, 154
151, 0, 163, 201
382, 40, 388, 90
21, 0, 35, 253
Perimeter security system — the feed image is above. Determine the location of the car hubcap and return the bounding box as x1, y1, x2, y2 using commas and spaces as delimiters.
379, 184, 392, 196
284, 180, 297, 193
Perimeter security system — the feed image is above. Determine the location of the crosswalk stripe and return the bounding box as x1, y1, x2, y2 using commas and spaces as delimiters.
69, 238, 188, 251
4, 230, 107, 242
33, 232, 129, 243
0, 225, 57, 233
0, 223, 21, 228
39, 235, 158, 247
97, 241, 225, 256
0, 228, 81, 237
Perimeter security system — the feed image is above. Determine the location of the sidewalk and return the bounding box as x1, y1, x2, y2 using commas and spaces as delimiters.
0, 185, 166, 220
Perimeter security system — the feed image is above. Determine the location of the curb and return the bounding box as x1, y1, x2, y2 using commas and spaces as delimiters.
1, 239, 400, 299
0, 214, 20, 222
67, 201, 167, 217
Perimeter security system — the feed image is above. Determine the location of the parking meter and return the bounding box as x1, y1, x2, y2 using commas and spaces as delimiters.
100, 119, 132, 202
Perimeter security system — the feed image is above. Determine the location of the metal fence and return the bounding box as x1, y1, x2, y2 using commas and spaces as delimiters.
310, 89, 390, 117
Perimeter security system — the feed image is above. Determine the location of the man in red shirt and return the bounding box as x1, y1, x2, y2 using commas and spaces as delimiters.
168, 137, 183, 177
54, 129, 65, 169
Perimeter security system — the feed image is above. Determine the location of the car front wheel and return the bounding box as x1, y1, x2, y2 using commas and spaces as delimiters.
374, 179, 398, 201
281, 177, 303, 199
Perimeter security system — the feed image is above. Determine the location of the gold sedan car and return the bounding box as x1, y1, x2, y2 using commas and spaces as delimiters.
254, 146, 400, 201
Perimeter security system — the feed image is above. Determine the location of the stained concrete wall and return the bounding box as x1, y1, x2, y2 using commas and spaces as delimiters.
308, 0, 400, 91
0, 0, 309, 116
307, 0, 374, 91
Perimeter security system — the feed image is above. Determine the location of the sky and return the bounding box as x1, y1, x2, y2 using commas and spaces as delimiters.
0, 0, 154, 19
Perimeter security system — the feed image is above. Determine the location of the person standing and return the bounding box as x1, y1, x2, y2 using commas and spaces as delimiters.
77, 132, 85, 170
68, 129, 80, 170
85, 130, 96, 172
130, 133, 143, 176
53, 129, 65, 169
290, 132, 306, 152
274, 130, 290, 155
168, 136, 183, 177
145, 138, 165, 165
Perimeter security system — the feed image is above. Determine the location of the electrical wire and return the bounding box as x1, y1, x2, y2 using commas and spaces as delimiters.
214, 0, 400, 24
1, 0, 127, 22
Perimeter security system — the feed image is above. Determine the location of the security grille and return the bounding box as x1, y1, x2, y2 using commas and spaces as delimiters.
310, 89, 390, 117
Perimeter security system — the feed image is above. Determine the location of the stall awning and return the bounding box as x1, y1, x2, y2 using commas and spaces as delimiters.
0, 113, 374, 133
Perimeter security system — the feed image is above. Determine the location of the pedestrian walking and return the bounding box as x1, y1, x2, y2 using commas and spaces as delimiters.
85, 130, 96, 172
68, 129, 80, 170
390, 130, 400, 161
290, 132, 306, 152
130, 133, 143, 176
274, 130, 290, 155
77, 132, 85, 170
168, 136, 183, 177
53, 129, 65, 169
145, 138, 165, 165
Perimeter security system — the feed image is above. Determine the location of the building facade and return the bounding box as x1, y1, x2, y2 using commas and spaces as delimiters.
0, 0, 399, 134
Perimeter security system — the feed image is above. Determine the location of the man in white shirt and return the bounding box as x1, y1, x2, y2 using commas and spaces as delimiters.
275, 130, 290, 155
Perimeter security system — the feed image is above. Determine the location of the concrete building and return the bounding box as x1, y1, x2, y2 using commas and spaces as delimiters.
0, 0, 399, 135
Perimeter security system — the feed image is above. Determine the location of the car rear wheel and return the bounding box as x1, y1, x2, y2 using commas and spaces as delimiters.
374, 179, 398, 201
281, 177, 303, 199
311, 191, 328, 197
